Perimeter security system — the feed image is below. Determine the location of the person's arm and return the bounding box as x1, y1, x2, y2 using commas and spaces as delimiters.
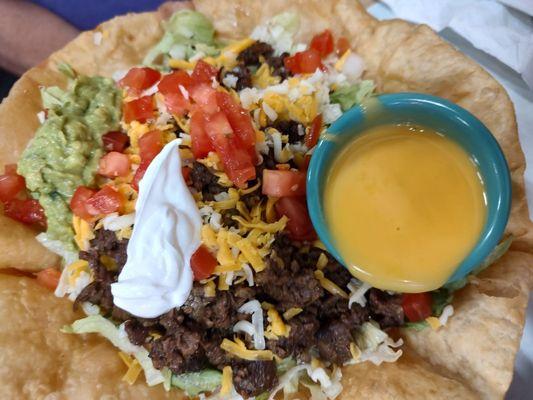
0, 0, 79, 75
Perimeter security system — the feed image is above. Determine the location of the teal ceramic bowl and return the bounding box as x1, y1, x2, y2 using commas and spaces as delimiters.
307, 93, 511, 286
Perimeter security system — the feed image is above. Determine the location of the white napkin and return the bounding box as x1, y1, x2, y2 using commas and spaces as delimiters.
380, 0, 533, 90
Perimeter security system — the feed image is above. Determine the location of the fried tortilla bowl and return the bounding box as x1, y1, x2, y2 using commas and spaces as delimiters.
0, 0, 532, 398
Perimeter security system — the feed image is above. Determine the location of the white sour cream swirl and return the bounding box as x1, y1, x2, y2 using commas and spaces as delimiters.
111, 140, 202, 318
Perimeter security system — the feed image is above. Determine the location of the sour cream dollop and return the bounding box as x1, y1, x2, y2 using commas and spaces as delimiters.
111, 140, 202, 318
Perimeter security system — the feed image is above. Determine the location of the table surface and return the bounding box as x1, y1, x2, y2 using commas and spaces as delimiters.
367, 3, 533, 399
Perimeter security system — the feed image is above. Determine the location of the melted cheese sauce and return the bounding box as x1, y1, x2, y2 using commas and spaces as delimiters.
324, 125, 487, 292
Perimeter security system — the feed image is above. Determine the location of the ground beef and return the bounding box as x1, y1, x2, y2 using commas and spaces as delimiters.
189, 162, 225, 201
149, 325, 206, 374
181, 284, 235, 329
125, 319, 149, 346
257, 256, 323, 310
367, 289, 405, 328
316, 321, 354, 365
232, 360, 278, 398
202, 333, 231, 369
74, 229, 129, 319
266, 312, 319, 362
322, 258, 353, 289
270, 120, 303, 144
237, 42, 274, 66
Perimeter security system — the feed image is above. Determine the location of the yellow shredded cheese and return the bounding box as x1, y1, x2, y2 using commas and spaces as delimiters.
168, 58, 195, 70
123, 360, 142, 385
267, 308, 290, 337
72, 216, 94, 251
232, 215, 288, 234
202, 225, 218, 250
220, 338, 274, 361
235, 238, 265, 272
216, 229, 236, 266
313, 240, 327, 251
314, 270, 349, 299
214, 264, 242, 274
239, 180, 261, 196
265, 197, 279, 223
67, 259, 89, 286
253, 63, 281, 89
218, 274, 229, 291
316, 253, 329, 270
283, 308, 303, 320
311, 357, 324, 369
223, 38, 255, 55
204, 280, 216, 297
236, 201, 251, 221
209, 188, 240, 211
261, 302, 275, 310
221, 366, 233, 395
425, 316, 442, 330
335, 49, 352, 71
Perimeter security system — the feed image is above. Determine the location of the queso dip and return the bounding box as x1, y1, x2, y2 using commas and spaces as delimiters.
324, 124, 487, 292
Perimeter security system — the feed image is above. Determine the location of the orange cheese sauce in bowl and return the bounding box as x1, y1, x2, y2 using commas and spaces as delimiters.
323, 124, 487, 292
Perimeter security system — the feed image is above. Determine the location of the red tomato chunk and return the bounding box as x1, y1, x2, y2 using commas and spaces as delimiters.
103, 131, 129, 153
123, 95, 154, 123
98, 152, 131, 178
190, 245, 218, 281
402, 293, 433, 322
119, 67, 161, 96
262, 170, 306, 197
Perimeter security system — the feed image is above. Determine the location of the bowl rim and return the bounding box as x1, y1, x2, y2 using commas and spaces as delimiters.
307, 92, 512, 288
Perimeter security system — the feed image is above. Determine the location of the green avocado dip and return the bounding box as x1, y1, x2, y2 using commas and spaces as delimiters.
17, 73, 122, 251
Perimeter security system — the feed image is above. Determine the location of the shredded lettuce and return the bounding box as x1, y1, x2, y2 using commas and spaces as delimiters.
250, 12, 301, 55
353, 322, 403, 365
404, 321, 429, 331
171, 370, 222, 396
62, 315, 165, 386
330, 80, 375, 111
144, 10, 219, 66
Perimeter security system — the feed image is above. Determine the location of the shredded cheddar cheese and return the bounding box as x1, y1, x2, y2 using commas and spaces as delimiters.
72, 216, 94, 251
350, 342, 362, 360
67, 259, 90, 286
220, 338, 274, 361
204, 280, 216, 297
235, 238, 265, 272
314, 270, 349, 299
221, 366, 233, 395
267, 308, 290, 337
425, 316, 441, 330
316, 253, 329, 270
168, 58, 195, 70
335, 49, 352, 71
232, 215, 288, 233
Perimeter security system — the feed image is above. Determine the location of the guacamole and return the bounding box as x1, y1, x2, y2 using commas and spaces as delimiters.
18, 75, 121, 251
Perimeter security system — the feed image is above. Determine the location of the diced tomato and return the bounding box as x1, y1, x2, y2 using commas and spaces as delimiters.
0, 173, 25, 202
204, 111, 233, 137
284, 49, 323, 74
132, 160, 149, 191
284, 56, 299, 74
164, 93, 192, 116
191, 60, 219, 84
35, 267, 61, 291
123, 95, 154, 123
190, 110, 214, 159
336, 37, 350, 56
203, 112, 256, 188
190, 245, 218, 281
118, 67, 161, 96
402, 293, 433, 322
138, 130, 163, 163
70, 186, 97, 220
103, 131, 129, 153
4, 199, 46, 229
275, 197, 316, 241
216, 91, 256, 149
85, 186, 124, 216
262, 170, 306, 197
158, 70, 195, 96
310, 30, 334, 58
305, 114, 323, 148
98, 152, 131, 178
190, 83, 219, 114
